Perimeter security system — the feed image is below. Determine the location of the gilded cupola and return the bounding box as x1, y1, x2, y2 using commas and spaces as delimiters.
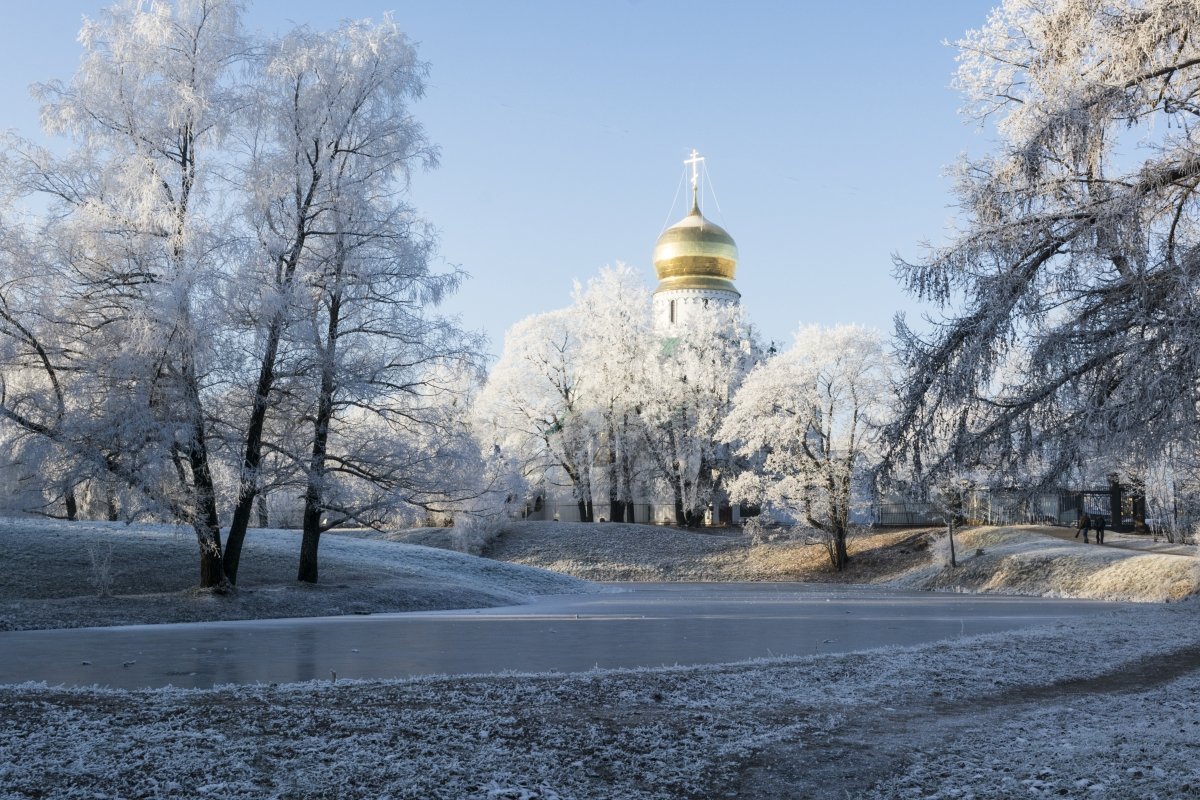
653, 149, 739, 297
652, 197, 740, 296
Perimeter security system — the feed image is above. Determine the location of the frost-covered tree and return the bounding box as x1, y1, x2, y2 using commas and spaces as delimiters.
244, 20, 476, 584
218, 17, 466, 584
722, 325, 891, 570
0, 0, 245, 588
0, 2, 482, 590
891, 0, 1200, 486
640, 306, 758, 524
474, 309, 597, 521
573, 264, 651, 523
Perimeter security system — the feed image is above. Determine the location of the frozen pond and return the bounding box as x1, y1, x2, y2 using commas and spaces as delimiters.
0, 583, 1126, 689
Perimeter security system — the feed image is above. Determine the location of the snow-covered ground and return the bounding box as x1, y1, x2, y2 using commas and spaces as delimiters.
470, 519, 934, 583
894, 526, 1199, 602
4, 518, 1198, 797
0, 518, 588, 631
2, 600, 1198, 799
463, 521, 1199, 603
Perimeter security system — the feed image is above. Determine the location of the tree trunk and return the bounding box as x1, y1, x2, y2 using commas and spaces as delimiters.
607, 422, 621, 523
833, 529, 849, 571
298, 286, 340, 584
64, 487, 78, 521
256, 492, 269, 528
947, 522, 957, 568
620, 412, 636, 522
298, 488, 323, 584
185, 352, 229, 591
225, 314, 287, 584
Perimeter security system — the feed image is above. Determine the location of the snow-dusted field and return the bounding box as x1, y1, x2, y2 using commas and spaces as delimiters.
466, 519, 934, 583
4, 518, 1199, 797
896, 526, 1199, 602
0, 518, 588, 631
2, 600, 1198, 799
455, 520, 1199, 603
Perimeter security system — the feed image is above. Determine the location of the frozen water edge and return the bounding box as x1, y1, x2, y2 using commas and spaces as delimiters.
0, 583, 1128, 689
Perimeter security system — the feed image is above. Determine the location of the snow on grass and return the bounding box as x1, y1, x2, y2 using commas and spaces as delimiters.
470, 521, 1198, 603
0, 517, 589, 632
902, 526, 1199, 602
2, 600, 1199, 798
480, 520, 933, 583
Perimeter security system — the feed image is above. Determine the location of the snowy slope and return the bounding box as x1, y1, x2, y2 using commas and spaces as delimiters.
475, 521, 1198, 603
0, 518, 589, 631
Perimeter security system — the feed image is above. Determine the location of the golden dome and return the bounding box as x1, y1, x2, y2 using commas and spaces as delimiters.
652, 200, 739, 295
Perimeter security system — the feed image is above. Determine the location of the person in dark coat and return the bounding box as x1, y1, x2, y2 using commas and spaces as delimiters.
1077, 512, 1091, 543
1094, 514, 1106, 544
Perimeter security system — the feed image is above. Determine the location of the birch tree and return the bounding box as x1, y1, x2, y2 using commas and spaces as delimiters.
474, 309, 597, 521
573, 264, 651, 523
640, 306, 757, 524
890, 0, 1200, 486
0, 0, 245, 588
218, 18, 454, 584
0, 2, 481, 590
253, 20, 476, 584
722, 325, 890, 570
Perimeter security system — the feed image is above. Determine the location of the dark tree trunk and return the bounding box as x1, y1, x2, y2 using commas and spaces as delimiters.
106, 491, 118, 522
672, 470, 691, 525
64, 488, 78, 521
225, 314, 287, 584
833, 529, 849, 571
298, 286, 340, 584
222, 166, 316, 581
620, 412, 636, 522
196, 519, 226, 588
298, 492, 323, 584
185, 354, 229, 591
607, 422, 621, 524
256, 492, 269, 528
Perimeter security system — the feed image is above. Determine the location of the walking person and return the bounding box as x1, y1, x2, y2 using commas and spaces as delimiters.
1094, 514, 1106, 545
1077, 512, 1091, 542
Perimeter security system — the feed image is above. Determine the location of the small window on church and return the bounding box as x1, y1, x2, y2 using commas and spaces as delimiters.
669, 299, 677, 324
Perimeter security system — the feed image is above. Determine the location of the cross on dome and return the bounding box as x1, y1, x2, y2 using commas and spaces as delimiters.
684, 148, 704, 210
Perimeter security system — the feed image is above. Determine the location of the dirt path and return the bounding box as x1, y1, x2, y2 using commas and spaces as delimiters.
1035, 524, 1196, 556
731, 642, 1200, 799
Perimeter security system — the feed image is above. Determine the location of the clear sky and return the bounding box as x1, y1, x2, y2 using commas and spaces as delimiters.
0, 1, 1001, 353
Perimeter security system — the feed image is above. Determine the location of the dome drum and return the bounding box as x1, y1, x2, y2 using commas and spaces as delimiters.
654, 275, 740, 295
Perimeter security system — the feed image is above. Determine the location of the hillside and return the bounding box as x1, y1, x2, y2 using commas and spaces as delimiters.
423, 520, 1198, 602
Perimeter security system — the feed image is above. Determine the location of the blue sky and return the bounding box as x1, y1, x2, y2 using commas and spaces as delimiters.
0, 1, 1001, 352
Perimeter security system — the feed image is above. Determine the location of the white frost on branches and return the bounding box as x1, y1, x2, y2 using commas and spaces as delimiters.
722, 325, 891, 570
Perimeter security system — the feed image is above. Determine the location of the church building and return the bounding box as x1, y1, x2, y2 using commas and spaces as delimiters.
652, 150, 741, 329
522, 150, 749, 526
